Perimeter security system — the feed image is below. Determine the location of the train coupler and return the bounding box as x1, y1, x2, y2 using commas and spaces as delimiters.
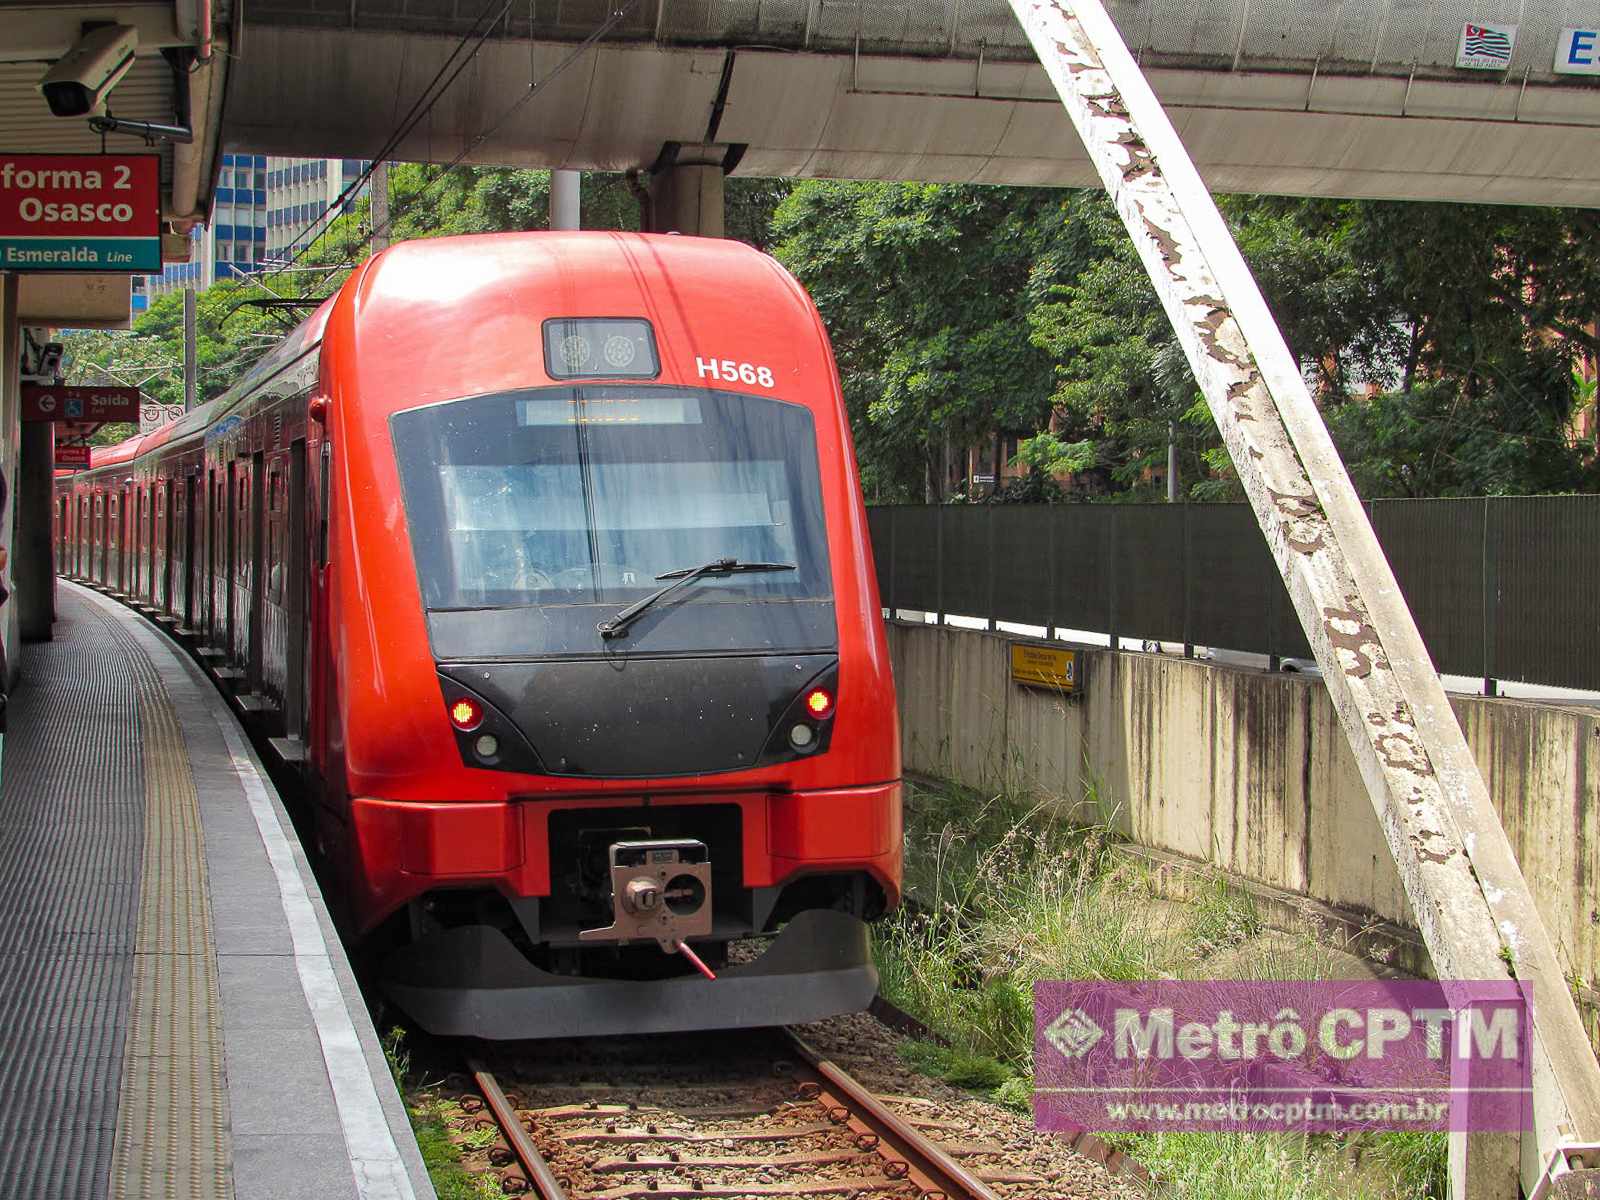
578, 839, 712, 952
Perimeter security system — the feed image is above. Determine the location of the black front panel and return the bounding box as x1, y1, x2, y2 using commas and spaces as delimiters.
440, 653, 835, 777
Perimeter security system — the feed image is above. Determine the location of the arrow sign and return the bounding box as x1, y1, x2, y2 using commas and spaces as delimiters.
21, 383, 140, 423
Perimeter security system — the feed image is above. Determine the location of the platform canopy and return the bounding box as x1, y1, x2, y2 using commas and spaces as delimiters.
0, 0, 231, 322
227, 0, 1600, 206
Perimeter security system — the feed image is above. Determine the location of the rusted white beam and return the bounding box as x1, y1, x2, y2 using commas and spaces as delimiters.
1007, 1, 1600, 1195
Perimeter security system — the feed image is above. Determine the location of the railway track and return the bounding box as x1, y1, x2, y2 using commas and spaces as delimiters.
460, 1028, 1044, 1200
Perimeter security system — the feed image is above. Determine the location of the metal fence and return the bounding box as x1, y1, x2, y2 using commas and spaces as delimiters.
865, 497, 1600, 693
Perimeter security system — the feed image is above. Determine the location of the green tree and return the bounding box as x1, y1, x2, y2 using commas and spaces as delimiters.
1263, 199, 1600, 495
1026, 193, 1599, 499
774, 181, 1062, 501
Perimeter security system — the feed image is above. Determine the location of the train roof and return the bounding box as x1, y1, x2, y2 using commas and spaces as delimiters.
70, 232, 818, 476
339, 231, 819, 418
89, 434, 149, 468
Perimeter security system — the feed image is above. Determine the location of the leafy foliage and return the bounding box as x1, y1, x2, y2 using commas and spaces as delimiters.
774, 182, 1062, 501
773, 182, 1599, 500
55, 166, 1600, 499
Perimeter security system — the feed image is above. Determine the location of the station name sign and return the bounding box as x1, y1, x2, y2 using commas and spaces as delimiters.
22, 383, 141, 423
1556, 28, 1600, 74
0, 153, 161, 273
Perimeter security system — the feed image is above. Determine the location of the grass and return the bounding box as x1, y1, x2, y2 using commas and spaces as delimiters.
875, 777, 1448, 1200
383, 1026, 504, 1200
1187, 873, 1263, 958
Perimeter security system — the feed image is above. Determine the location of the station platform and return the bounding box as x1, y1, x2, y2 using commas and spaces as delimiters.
0, 581, 435, 1200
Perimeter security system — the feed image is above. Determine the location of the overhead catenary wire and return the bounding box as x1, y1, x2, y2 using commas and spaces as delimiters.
263, 0, 521, 281
353, 0, 644, 259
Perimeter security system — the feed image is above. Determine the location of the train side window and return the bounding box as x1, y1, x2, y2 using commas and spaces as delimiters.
316, 441, 331, 567
237, 473, 251, 584
268, 468, 283, 602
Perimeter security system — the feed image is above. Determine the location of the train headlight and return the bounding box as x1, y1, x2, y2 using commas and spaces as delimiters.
474, 733, 499, 759
449, 697, 483, 731
804, 687, 834, 719
788, 723, 816, 750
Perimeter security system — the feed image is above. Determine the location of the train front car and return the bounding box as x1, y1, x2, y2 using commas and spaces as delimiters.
326, 232, 901, 1038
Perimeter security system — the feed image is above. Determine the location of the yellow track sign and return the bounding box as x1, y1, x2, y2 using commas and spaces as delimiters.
1010, 643, 1077, 692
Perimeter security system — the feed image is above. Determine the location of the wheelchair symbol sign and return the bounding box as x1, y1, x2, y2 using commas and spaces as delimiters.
64, 398, 83, 419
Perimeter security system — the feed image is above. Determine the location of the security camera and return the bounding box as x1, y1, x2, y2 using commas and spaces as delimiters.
39, 25, 138, 118
36, 342, 64, 379
20, 341, 65, 383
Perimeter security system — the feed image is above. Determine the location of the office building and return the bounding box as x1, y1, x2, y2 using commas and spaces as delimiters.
142, 154, 368, 301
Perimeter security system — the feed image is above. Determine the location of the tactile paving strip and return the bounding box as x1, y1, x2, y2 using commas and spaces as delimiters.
0, 592, 145, 1200
97, 607, 230, 1200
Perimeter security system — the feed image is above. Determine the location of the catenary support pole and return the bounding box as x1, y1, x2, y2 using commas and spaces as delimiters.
1005, 2, 1600, 1197
1166, 420, 1178, 502
183, 287, 197, 412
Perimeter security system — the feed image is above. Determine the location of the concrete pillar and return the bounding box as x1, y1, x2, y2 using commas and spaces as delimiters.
550, 170, 580, 231
16, 419, 53, 642
370, 160, 391, 252
646, 161, 724, 238
0, 275, 17, 681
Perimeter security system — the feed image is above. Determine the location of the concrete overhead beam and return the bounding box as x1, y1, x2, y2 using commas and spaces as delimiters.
17, 276, 134, 330
226, 26, 1600, 206
0, 4, 185, 60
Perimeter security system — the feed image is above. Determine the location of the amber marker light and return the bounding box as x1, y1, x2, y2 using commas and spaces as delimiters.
804, 688, 834, 719
449, 697, 483, 731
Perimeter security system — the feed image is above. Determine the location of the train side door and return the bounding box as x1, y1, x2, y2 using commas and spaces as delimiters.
207, 468, 220, 642
225, 460, 238, 658
160, 480, 174, 611
309, 435, 333, 776
150, 485, 161, 605
144, 486, 151, 595
108, 493, 118, 590
134, 489, 145, 594
94, 493, 104, 583
184, 473, 198, 630
120, 485, 131, 594
284, 440, 308, 745
248, 450, 266, 691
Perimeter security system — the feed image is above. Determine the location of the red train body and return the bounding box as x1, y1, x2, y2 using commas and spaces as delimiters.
56, 232, 901, 1037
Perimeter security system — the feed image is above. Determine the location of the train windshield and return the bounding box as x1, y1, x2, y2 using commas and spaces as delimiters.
392, 385, 836, 658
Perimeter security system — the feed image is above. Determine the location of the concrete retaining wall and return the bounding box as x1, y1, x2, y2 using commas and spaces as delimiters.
888, 620, 1600, 987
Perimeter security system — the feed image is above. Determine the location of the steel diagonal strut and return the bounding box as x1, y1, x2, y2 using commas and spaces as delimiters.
1006, 0, 1600, 1194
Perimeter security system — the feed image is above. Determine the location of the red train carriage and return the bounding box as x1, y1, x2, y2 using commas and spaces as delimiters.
56, 232, 902, 1037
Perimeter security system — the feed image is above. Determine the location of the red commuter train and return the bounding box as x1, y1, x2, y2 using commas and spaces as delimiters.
55, 232, 902, 1037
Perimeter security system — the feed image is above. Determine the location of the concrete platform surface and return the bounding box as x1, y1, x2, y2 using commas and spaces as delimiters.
0, 581, 435, 1200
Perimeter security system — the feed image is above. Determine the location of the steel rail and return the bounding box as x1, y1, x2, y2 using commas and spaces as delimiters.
470, 1059, 571, 1200
783, 1029, 1000, 1200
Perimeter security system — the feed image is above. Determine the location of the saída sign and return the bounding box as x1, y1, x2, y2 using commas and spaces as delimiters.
0, 154, 161, 272
22, 383, 140, 423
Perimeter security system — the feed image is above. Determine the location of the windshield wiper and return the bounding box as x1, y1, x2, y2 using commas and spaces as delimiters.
597, 558, 795, 640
